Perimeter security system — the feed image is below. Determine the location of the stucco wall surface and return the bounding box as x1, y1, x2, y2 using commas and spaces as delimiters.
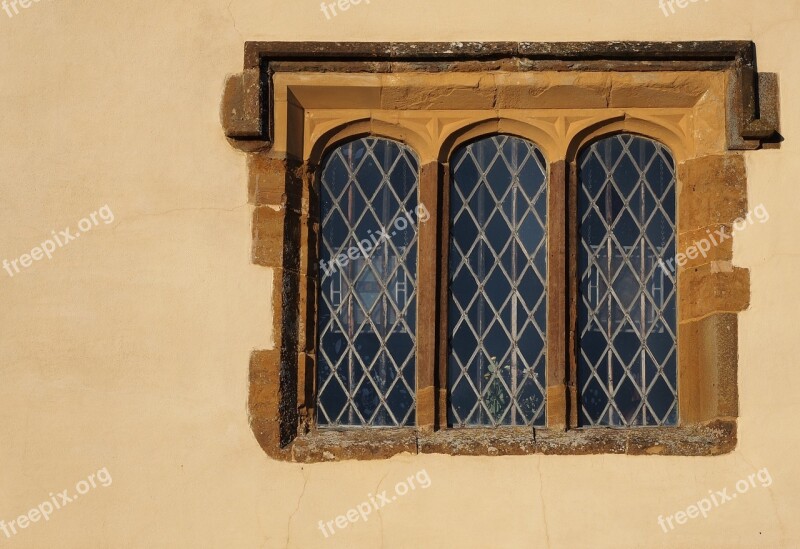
0, 0, 798, 547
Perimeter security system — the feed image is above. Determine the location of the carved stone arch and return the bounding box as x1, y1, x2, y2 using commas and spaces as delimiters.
309, 118, 431, 167
566, 115, 688, 163
439, 117, 559, 163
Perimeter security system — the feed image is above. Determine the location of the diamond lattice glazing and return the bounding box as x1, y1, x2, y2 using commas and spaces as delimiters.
448, 135, 548, 427
317, 138, 419, 427
578, 134, 678, 427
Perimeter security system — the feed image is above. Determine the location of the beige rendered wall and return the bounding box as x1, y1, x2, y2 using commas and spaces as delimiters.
0, 0, 797, 547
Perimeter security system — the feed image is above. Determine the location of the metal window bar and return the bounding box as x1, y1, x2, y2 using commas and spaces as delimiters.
578, 134, 678, 427
317, 138, 419, 428
448, 135, 548, 427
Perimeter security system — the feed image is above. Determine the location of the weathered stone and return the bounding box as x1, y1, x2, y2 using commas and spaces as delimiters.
679, 314, 739, 423
248, 155, 289, 205
677, 224, 734, 271
678, 154, 748, 232
252, 206, 285, 267
221, 68, 261, 138
291, 430, 417, 462
226, 41, 780, 152
679, 265, 750, 320
626, 419, 736, 456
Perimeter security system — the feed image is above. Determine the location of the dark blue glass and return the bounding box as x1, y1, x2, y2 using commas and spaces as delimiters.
448, 135, 548, 427
578, 134, 678, 427
317, 138, 419, 427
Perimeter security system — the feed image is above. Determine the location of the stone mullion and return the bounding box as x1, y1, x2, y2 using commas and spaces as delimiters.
416, 161, 440, 432
546, 160, 568, 430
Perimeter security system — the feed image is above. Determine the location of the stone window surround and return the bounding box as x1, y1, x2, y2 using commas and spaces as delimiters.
221, 42, 780, 462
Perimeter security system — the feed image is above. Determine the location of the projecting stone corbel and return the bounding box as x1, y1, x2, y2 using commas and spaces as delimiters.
728, 66, 781, 150
221, 68, 263, 144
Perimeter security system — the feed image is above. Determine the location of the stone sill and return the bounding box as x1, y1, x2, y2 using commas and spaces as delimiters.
285, 419, 736, 462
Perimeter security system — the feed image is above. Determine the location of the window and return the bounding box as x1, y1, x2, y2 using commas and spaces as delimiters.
578, 135, 677, 427
448, 135, 548, 427
226, 41, 780, 460
317, 137, 419, 427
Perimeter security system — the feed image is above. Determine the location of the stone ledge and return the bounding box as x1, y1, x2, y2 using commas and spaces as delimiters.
254, 421, 737, 462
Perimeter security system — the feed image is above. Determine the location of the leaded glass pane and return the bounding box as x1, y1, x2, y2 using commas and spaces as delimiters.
448, 135, 548, 427
578, 134, 678, 427
317, 137, 419, 427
